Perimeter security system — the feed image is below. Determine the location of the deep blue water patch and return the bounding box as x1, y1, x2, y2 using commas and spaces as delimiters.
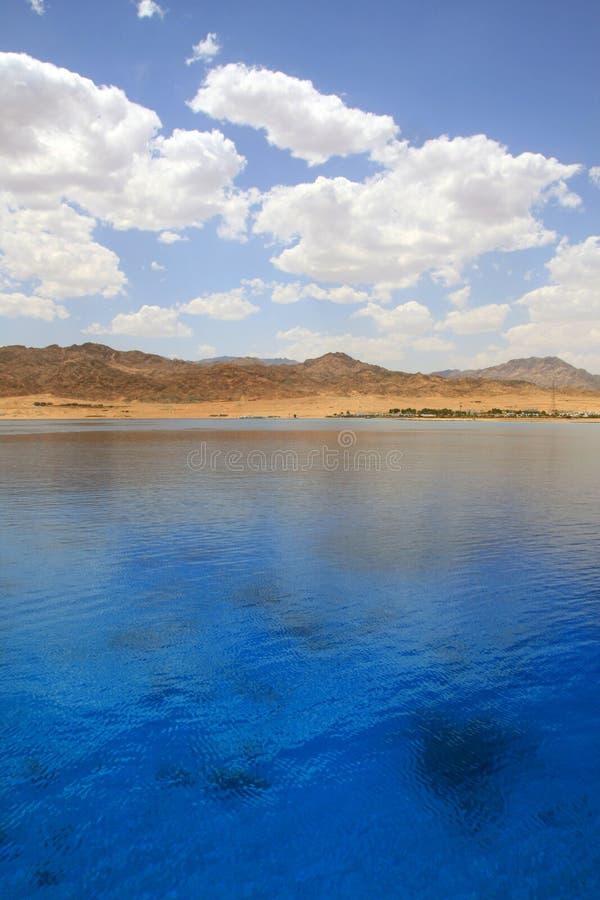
1, 421, 599, 897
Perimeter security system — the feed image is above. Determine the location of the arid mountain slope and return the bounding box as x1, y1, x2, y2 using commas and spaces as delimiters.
437, 356, 600, 391
1, 343, 598, 405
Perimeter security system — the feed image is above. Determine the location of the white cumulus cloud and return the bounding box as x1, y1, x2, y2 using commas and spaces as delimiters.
150, 261, 165, 272
270, 283, 305, 305
499, 237, 600, 370
28, 0, 45, 14
0, 203, 126, 300
0, 52, 252, 303
189, 63, 398, 165
0, 291, 67, 321
276, 298, 455, 365
137, 0, 164, 19
186, 33, 221, 65
158, 231, 188, 244
439, 303, 511, 335
545, 235, 600, 294
241, 277, 269, 295
276, 326, 397, 363
276, 326, 452, 365
448, 285, 471, 308
513, 237, 600, 325
180, 288, 260, 321
254, 134, 581, 290
353, 300, 434, 334
86, 305, 191, 338
0, 53, 249, 233
78, 128, 246, 232
271, 281, 374, 305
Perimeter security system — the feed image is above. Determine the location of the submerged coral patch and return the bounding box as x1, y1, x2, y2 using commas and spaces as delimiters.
34, 864, 63, 887
412, 711, 528, 830
208, 767, 271, 798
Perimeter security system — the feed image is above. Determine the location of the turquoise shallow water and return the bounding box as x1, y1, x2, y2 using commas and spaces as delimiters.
0, 420, 599, 897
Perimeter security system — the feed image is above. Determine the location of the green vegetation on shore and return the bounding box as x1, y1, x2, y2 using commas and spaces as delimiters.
332, 407, 600, 420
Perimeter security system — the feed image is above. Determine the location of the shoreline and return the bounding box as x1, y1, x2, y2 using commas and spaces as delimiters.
2, 391, 600, 422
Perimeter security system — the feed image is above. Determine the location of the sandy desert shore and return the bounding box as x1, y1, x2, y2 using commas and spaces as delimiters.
2, 388, 600, 420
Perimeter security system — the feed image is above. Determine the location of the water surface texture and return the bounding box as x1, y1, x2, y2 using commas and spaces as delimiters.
1, 421, 599, 897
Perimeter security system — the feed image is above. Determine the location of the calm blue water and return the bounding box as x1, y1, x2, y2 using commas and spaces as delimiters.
1, 420, 599, 898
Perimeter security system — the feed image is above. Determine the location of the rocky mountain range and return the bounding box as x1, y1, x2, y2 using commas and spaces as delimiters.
436, 356, 600, 391
1, 343, 599, 403
0, 342, 498, 402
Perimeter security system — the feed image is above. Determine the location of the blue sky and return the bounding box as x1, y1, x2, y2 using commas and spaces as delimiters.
1, 0, 599, 370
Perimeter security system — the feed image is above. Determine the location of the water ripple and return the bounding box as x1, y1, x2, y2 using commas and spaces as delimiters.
1, 422, 599, 896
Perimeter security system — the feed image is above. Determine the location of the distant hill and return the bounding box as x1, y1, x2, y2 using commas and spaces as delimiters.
197, 356, 298, 366
436, 356, 600, 391
2, 343, 599, 405
0, 342, 496, 402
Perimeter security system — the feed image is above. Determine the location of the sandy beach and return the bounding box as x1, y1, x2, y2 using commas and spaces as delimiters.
2, 387, 600, 420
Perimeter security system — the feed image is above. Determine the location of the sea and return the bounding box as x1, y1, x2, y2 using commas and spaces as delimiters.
1, 419, 599, 898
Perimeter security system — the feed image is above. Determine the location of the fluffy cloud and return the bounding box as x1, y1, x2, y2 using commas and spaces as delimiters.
588, 167, 600, 187
277, 298, 456, 364
544, 236, 600, 295
271, 281, 373, 305
544, 180, 581, 208
189, 63, 398, 165
28, 0, 45, 14
277, 326, 400, 363
0, 54, 159, 205
0, 53, 248, 233
439, 303, 511, 335
0, 291, 67, 321
277, 325, 453, 365
502, 321, 600, 365
78, 128, 246, 232
353, 300, 434, 334
496, 237, 600, 370
158, 231, 188, 244
0, 52, 252, 305
254, 134, 581, 290
512, 237, 600, 324
197, 343, 217, 358
0, 203, 126, 299
86, 305, 191, 338
150, 261, 165, 272
241, 277, 269, 295
270, 283, 306, 305
186, 33, 221, 65
137, 1, 164, 19
448, 285, 471, 308
214, 187, 260, 241
180, 288, 260, 320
